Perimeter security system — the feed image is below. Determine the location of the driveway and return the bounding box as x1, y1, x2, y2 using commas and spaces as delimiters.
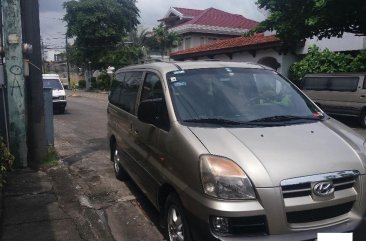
53, 91, 165, 241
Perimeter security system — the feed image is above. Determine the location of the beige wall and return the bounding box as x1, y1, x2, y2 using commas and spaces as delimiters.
183, 49, 297, 78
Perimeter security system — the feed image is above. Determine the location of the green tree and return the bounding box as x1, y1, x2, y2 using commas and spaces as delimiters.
100, 46, 144, 68
152, 23, 182, 57
289, 46, 366, 82
126, 28, 150, 62
254, 0, 366, 49
63, 0, 140, 69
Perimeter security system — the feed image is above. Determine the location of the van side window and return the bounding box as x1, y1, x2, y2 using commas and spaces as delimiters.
302, 77, 328, 91
110, 71, 143, 113
329, 77, 358, 92
363, 76, 366, 89
140, 73, 170, 131
109, 72, 125, 106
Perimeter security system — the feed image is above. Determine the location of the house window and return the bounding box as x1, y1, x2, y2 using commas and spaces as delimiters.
200, 37, 205, 45
184, 37, 191, 49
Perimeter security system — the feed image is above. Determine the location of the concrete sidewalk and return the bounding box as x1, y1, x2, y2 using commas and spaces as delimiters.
1, 169, 82, 241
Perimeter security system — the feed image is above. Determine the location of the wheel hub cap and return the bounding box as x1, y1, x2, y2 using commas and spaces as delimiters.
168, 206, 184, 241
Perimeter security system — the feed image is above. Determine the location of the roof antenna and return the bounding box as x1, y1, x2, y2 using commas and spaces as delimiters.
171, 62, 183, 71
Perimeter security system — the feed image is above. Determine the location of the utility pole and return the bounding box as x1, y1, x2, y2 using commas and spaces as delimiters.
2, 0, 27, 167
20, 0, 48, 167
66, 36, 71, 88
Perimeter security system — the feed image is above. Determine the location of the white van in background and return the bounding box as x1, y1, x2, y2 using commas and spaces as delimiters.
42, 74, 67, 114
300, 73, 366, 127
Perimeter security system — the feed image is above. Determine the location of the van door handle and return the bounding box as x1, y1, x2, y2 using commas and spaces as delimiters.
128, 124, 133, 134
361, 95, 366, 98
134, 130, 139, 136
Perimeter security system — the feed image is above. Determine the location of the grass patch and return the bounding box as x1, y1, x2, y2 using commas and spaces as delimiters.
41, 147, 61, 167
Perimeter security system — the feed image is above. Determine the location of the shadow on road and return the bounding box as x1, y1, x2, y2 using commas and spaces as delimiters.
1, 169, 81, 241
123, 178, 165, 236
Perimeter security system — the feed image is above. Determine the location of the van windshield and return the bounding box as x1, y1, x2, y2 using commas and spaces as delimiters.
167, 68, 322, 126
43, 79, 63, 90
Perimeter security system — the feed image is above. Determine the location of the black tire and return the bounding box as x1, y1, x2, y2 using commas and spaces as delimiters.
59, 106, 65, 114
360, 111, 366, 128
164, 194, 192, 241
111, 146, 128, 180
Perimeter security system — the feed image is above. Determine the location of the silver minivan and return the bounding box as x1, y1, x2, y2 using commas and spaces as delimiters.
107, 61, 366, 241
301, 73, 366, 127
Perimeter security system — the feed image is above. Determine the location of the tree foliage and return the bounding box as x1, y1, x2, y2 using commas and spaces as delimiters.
99, 46, 144, 68
255, 0, 366, 49
289, 46, 366, 82
63, 0, 140, 69
151, 23, 182, 57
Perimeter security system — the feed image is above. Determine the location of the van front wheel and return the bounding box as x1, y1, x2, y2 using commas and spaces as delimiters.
165, 194, 191, 241
112, 149, 128, 180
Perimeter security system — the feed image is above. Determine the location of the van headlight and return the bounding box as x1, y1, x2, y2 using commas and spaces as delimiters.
200, 155, 256, 200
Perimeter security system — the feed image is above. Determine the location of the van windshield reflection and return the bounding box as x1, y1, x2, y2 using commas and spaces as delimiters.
167, 68, 321, 126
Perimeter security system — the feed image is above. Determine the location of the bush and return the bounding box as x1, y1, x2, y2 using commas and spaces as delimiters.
78, 79, 86, 89
97, 72, 111, 91
0, 138, 14, 187
289, 46, 366, 84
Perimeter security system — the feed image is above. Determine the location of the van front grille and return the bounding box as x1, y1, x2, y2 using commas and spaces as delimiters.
229, 216, 268, 235
281, 172, 358, 199
286, 201, 354, 223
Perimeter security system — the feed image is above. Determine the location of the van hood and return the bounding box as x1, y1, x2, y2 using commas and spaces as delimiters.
188, 120, 366, 187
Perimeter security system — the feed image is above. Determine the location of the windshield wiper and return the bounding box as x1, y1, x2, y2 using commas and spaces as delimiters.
249, 115, 322, 123
183, 118, 244, 125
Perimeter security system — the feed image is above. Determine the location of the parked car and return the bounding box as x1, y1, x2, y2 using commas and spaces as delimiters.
107, 61, 366, 241
300, 73, 366, 127
43, 74, 67, 114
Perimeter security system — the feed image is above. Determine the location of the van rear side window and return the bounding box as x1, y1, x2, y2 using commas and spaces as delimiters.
329, 77, 358, 91
109, 71, 143, 114
302, 76, 359, 92
302, 77, 328, 91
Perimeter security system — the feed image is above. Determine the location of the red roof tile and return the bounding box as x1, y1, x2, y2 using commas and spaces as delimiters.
183, 8, 258, 29
171, 34, 280, 57
173, 7, 204, 18
163, 7, 258, 30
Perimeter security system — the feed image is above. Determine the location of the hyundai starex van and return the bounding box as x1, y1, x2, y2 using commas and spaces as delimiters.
107, 61, 366, 241
301, 73, 366, 128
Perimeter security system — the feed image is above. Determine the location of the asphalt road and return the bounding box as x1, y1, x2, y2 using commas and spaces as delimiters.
54, 91, 366, 241
53, 91, 165, 241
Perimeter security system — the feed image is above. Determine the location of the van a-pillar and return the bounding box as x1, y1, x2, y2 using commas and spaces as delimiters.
2, 0, 27, 167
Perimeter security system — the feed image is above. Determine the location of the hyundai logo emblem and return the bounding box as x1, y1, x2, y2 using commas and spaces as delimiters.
313, 181, 335, 197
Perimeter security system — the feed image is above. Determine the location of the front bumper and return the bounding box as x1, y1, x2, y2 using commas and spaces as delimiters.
53, 100, 67, 109
180, 175, 366, 241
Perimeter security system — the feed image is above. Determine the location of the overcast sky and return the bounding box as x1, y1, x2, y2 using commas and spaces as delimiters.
39, 0, 265, 59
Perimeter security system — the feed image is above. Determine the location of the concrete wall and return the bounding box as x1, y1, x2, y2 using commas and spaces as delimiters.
185, 49, 297, 78
298, 33, 366, 54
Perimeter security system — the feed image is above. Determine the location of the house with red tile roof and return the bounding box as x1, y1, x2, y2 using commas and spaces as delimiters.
170, 33, 299, 77
159, 7, 258, 51
162, 6, 365, 77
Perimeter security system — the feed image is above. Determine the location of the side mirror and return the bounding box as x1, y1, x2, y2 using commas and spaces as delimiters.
138, 100, 159, 124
